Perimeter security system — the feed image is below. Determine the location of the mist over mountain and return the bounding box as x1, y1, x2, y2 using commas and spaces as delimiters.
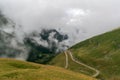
0, 12, 29, 60
0, 0, 120, 46
0, 0, 120, 63
0, 12, 69, 63
0, 1, 120, 80
24, 29, 69, 63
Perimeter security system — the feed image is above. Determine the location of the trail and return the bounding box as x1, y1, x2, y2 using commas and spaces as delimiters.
64, 50, 100, 78
64, 51, 68, 69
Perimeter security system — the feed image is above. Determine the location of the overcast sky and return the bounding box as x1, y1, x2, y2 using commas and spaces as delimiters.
0, 0, 120, 45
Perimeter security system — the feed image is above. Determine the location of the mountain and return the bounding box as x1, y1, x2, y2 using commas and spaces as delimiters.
0, 12, 69, 63
0, 58, 96, 80
1, 9, 120, 80
49, 28, 120, 80
24, 29, 68, 64
0, 12, 96, 80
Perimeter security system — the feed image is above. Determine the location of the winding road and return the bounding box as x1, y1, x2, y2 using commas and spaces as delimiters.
64, 50, 100, 78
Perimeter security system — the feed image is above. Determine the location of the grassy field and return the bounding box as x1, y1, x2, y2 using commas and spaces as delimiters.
49, 28, 120, 80
0, 58, 96, 80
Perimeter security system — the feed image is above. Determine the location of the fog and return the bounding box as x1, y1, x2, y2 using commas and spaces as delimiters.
0, 0, 120, 46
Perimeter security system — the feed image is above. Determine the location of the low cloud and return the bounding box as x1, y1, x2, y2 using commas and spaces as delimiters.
0, 0, 120, 45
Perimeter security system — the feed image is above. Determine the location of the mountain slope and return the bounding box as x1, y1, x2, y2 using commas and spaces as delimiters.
0, 58, 96, 80
49, 28, 120, 80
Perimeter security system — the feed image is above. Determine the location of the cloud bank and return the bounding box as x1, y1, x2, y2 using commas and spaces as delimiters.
0, 0, 120, 45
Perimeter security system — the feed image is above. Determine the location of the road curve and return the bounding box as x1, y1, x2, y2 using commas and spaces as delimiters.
64, 50, 100, 78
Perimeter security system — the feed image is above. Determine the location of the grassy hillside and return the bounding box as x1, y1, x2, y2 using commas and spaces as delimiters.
0, 58, 96, 80
49, 52, 95, 76
49, 28, 120, 80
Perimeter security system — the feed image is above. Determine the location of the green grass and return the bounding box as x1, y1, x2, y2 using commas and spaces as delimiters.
49, 53, 95, 76
49, 28, 120, 80
0, 58, 96, 80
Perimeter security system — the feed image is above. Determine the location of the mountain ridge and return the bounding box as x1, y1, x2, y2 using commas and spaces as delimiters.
49, 28, 120, 80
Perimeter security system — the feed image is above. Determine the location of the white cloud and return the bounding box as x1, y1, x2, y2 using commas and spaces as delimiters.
66, 8, 91, 25
0, 0, 120, 45
67, 9, 89, 17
